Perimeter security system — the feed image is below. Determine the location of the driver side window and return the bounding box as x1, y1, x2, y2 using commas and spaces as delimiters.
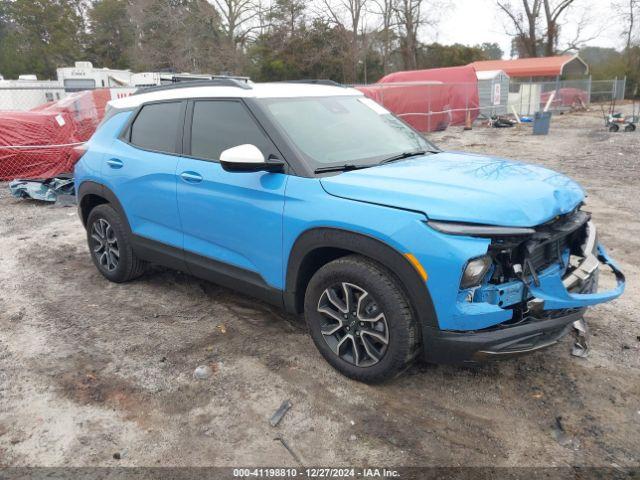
190, 100, 272, 162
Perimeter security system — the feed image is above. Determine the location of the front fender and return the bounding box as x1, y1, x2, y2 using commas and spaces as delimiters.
285, 227, 440, 330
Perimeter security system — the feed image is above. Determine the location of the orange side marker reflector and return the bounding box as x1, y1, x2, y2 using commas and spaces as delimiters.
404, 253, 428, 282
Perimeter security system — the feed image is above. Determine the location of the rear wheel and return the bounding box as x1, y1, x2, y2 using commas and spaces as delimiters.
304, 255, 418, 383
609, 123, 620, 132
625, 123, 636, 132
86, 204, 146, 283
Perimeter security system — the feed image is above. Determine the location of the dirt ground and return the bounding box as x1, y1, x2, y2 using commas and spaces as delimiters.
0, 107, 638, 469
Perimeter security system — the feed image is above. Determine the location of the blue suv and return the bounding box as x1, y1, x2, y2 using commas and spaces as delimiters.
75, 79, 625, 382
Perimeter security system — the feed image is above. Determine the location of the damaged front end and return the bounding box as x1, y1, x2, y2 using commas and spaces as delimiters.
425, 208, 625, 363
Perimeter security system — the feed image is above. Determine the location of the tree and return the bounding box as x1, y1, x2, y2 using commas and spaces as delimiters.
394, 0, 423, 69
320, 0, 369, 83
579, 46, 626, 80
371, 0, 397, 74
615, 0, 640, 96
248, 0, 308, 80
266, 0, 306, 36
0, 0, 85, 79
248, 17, 351, 82
393, 0, 445, 70
302, 19, 357, 80
477, 42, 504, 60
615, 0, 639, 51
416, 43, 491, 69
0, 3, 23, 78
86, 0, 134, 69
128, 0, 224, 73
497, 0, 580, 57
541, 0, 576, 56
211, 0, 265, 71
497, 0, 543, 57
212, 0, 262, 44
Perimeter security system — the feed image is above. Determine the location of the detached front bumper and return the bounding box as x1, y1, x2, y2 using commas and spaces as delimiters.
423, 232, 625, 365
527, 244, 625, 309
423, 308, 584, 364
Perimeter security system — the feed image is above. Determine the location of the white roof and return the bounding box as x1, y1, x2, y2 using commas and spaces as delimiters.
476, 70, 509, 80
109, 82, 363, 109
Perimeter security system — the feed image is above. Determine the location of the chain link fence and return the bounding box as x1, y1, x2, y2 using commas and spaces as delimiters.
509, 78, 627, 116
0, 86, 135, 180
354, 77, 627, 130
0, 77, 629, 179
354, 82, 481, 133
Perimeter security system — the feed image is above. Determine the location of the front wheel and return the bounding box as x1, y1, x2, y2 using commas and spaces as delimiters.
304, 255, 419, 383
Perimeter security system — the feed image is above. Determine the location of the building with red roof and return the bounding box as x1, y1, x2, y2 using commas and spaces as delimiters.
470, 54, 589, 80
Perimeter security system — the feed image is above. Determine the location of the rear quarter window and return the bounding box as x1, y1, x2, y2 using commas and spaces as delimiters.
129, 102, 182, 154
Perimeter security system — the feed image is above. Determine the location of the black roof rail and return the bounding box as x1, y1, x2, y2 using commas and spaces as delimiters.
212, 75, 251, 83
282, 79, 345, 87
133, 77, 252, 95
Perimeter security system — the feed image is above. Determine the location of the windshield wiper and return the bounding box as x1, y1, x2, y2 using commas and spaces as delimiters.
314, 163, 373, 174
379, 150, 433, 165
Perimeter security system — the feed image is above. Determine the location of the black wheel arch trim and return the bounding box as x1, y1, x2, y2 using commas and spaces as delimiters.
77, 181, 132, 233
285, 227, 439, 334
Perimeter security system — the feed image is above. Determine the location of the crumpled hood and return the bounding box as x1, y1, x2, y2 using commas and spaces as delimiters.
320, 152, 585, 227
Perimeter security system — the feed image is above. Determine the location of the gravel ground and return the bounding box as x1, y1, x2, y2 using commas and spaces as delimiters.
0, 107, 638, 468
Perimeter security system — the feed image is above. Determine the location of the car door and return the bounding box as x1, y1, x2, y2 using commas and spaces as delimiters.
102, 100, 186, 250
176, 99, 288, 292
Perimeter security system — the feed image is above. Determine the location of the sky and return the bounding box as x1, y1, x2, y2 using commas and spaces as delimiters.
433, 0, 624, 58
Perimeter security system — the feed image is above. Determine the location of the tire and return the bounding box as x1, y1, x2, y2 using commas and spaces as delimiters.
304, 255, 419, 383
625, 123, 636, 132
609, 123, 620, 132
86, 204, 146, 283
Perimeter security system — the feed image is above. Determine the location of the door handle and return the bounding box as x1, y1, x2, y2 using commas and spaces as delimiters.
106, 158, 124, 169
180, 171, 203, 184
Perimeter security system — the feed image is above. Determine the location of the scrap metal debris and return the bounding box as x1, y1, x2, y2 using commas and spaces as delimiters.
489, 116, 516, 128
571, 318, 590, 358
9, 176, 74, 203
274, 437, 302, 464
270, 400, 292, 427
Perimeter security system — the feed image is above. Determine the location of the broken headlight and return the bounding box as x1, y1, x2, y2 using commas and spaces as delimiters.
460, 255, 492, 289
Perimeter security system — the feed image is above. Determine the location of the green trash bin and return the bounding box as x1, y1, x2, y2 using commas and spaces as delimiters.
533, 111, 552, 135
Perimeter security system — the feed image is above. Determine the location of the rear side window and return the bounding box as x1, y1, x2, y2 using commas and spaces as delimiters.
190, 100, 271, 161
130, 102, 182, 154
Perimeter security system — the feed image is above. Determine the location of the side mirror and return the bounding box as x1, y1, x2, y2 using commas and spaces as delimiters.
219, 144, 284, 173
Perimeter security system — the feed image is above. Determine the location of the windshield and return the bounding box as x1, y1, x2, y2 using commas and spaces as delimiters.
258, 96, 437, 169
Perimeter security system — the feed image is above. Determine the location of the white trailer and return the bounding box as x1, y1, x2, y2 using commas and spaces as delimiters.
56, 62, 132, 92
131, 72, 217, 87
1, 62, 218, 111
0, 76, 64, 111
